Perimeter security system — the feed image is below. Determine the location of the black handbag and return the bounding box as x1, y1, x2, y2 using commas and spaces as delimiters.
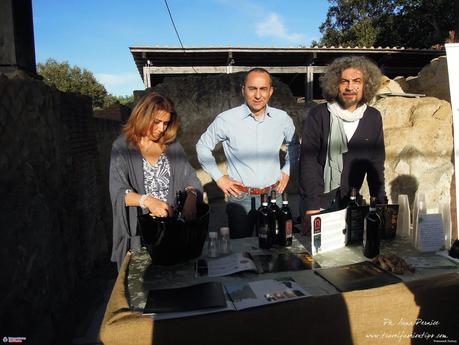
137, 203, 210, 265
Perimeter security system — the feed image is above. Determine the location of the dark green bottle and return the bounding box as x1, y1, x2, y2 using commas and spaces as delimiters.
268, 190, 281, 244
278, 192, 293, 246
257, 193, 274, 249
345, 187, 364, 245
248, 197, 258, 236
363, 198, 381, 258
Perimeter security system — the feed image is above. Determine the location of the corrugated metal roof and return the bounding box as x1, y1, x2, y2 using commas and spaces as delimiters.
130, 45, 445, 82
130, 45, 444, 52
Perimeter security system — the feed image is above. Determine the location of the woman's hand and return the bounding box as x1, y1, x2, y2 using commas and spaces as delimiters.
182, 191, 198, 221
144, 196, 173, 218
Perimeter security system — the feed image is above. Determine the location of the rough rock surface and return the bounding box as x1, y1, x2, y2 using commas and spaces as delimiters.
372, 96, 453, 209
396, 56, 451, 102
376, 75, 406, 95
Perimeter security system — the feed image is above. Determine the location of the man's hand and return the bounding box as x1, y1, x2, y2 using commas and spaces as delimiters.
217, 175, 245, 197
276, 172, 289, 194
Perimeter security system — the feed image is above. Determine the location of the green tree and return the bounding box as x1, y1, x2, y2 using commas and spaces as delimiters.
112, 94, 134, 106
318, 0, 456, 48
37, 58, 116, 110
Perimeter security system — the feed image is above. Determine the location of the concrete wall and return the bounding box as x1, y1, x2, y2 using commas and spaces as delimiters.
0, 73, 121, 343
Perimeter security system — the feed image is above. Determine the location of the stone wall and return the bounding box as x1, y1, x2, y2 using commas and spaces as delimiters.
395, 56, 451, 102
0, 73, 121, 343
372, 96, 453, 208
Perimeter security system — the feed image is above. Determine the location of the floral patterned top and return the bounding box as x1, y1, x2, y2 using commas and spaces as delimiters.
143, 153, 171, 202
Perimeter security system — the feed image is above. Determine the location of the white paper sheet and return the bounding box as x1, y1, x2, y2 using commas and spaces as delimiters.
417, 213, 444, 252
311, 208, 347, 255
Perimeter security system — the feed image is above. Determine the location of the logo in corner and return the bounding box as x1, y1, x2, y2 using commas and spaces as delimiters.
2, 338, 7, 343
313, 217, 321, 234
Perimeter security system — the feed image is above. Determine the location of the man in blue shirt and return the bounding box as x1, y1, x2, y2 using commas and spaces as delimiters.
196, 68, 298, 238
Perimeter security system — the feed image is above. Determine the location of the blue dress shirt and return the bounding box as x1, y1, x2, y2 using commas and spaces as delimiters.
196, 104, 298, 188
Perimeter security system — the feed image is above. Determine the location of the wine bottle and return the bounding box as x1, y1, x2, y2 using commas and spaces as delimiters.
247, 197, 258, 236
174, 190, 185, 222
278, 192, 293, 246
345, 187, 364, 245
257, 193, 274, 249
363, 198, 381, 258
268, 190, 281, 244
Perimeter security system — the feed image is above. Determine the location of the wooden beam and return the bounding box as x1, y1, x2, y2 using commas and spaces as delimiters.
142, 65, 328, 75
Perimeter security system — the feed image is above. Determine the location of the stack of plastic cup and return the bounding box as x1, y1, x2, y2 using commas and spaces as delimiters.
412, 192, 426, 249
440, 202, 452, 250
396, 194, 411, 239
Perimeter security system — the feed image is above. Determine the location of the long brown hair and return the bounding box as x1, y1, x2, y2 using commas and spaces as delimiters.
123, 92, 178, 147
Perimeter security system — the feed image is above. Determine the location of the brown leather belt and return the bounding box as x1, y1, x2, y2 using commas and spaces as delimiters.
236, 182, 279, 195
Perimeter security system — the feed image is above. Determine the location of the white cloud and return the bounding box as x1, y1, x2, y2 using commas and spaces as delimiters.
95, 72, 144, 96
255, 13, 306, 43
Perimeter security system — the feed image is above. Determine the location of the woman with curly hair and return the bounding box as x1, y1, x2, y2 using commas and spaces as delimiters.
299, 56, 386, 229
109, 92, 202, 269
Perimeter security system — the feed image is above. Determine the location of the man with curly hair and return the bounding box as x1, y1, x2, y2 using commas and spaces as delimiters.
299, 56, 386, 230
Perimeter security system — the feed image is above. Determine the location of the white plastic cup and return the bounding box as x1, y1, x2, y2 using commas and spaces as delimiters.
414, 199, 427, 249
440, 202, 452, 250
207, 231, 219, 258
219, 227, 231, 255
396, 194, 411, 238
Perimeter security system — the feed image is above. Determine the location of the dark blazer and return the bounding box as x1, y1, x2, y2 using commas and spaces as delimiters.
299, 103, 386, 211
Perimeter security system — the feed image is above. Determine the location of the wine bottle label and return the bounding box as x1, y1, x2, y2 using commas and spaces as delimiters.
347, 207, 364, 242
259, 226, 268, 238
286, 219, 293, 238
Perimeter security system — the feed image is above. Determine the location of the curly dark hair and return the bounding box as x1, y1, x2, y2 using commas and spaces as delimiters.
320, 56, 382, 104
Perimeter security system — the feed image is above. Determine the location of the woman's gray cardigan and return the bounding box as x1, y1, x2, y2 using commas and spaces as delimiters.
109, 135, 202, 270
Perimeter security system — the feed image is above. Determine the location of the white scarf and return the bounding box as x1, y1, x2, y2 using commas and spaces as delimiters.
323, 102, 367, 193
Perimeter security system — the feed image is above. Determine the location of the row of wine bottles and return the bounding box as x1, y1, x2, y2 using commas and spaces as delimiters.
253, 191, 293, 249
346, 188, 381, 258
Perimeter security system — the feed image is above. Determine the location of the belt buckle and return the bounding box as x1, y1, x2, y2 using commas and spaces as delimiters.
249, 187, 260, 195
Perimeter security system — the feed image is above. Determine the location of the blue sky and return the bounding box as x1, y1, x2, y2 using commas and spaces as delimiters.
32, 0, 330, 96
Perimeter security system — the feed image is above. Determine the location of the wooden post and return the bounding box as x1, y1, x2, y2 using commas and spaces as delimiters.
0, 0, 37, 76
143, 66, 151, 88
306, 66, 314, 102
